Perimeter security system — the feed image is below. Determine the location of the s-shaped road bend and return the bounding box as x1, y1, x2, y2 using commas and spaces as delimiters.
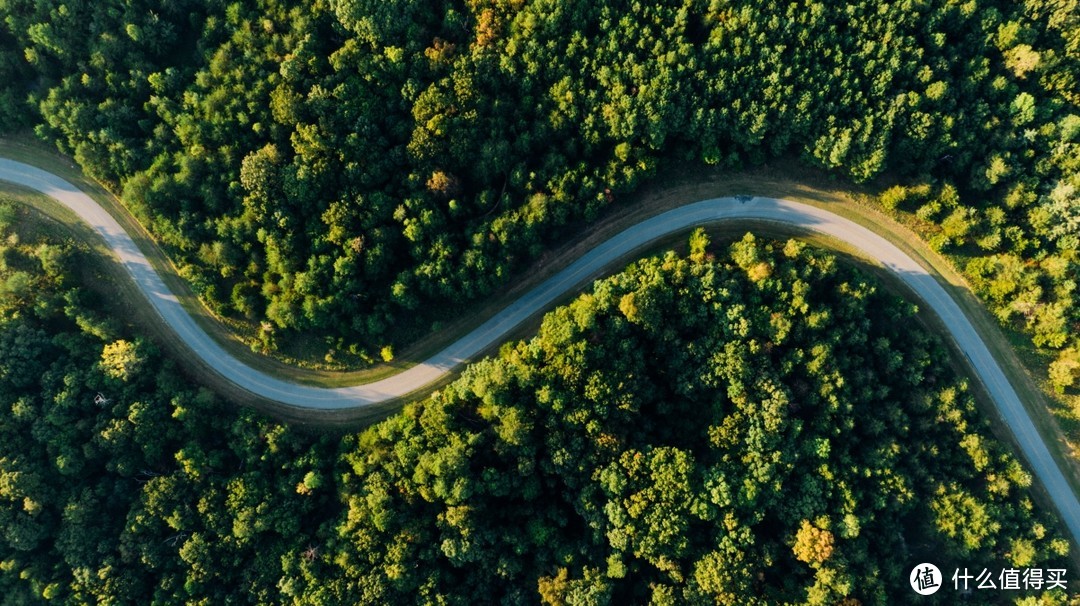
2, 157, 1079, 546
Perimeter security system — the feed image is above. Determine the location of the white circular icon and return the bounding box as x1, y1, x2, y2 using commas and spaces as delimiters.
910, 563, 943, 595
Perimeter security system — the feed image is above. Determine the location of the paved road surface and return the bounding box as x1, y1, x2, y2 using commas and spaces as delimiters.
2, 157, 1078, 544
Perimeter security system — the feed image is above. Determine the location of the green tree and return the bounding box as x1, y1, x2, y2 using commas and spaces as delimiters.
100, 339, 144, 382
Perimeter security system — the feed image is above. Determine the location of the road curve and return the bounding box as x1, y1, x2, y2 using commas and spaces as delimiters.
2, 157, 1079, 543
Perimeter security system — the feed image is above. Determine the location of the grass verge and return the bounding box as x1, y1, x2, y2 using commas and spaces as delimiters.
3, 144, 1078, 557
1, 139, 1076, 495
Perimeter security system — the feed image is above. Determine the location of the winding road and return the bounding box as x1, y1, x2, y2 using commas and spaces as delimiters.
2, 157, 1079, 545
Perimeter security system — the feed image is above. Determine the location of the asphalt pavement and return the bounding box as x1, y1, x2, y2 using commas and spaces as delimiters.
2, 157, 1078, 545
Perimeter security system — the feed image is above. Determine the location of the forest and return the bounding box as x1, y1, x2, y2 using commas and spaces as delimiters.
0, 0, 1075, 384
0, 211, 1072, 604
0, 1, 1078, 602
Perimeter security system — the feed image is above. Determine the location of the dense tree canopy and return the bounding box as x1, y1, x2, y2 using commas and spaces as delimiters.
0, 202, 342, 603
0, 212, 1071, 604
0, 0, 1075, 373
1, 1, 1077, 602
